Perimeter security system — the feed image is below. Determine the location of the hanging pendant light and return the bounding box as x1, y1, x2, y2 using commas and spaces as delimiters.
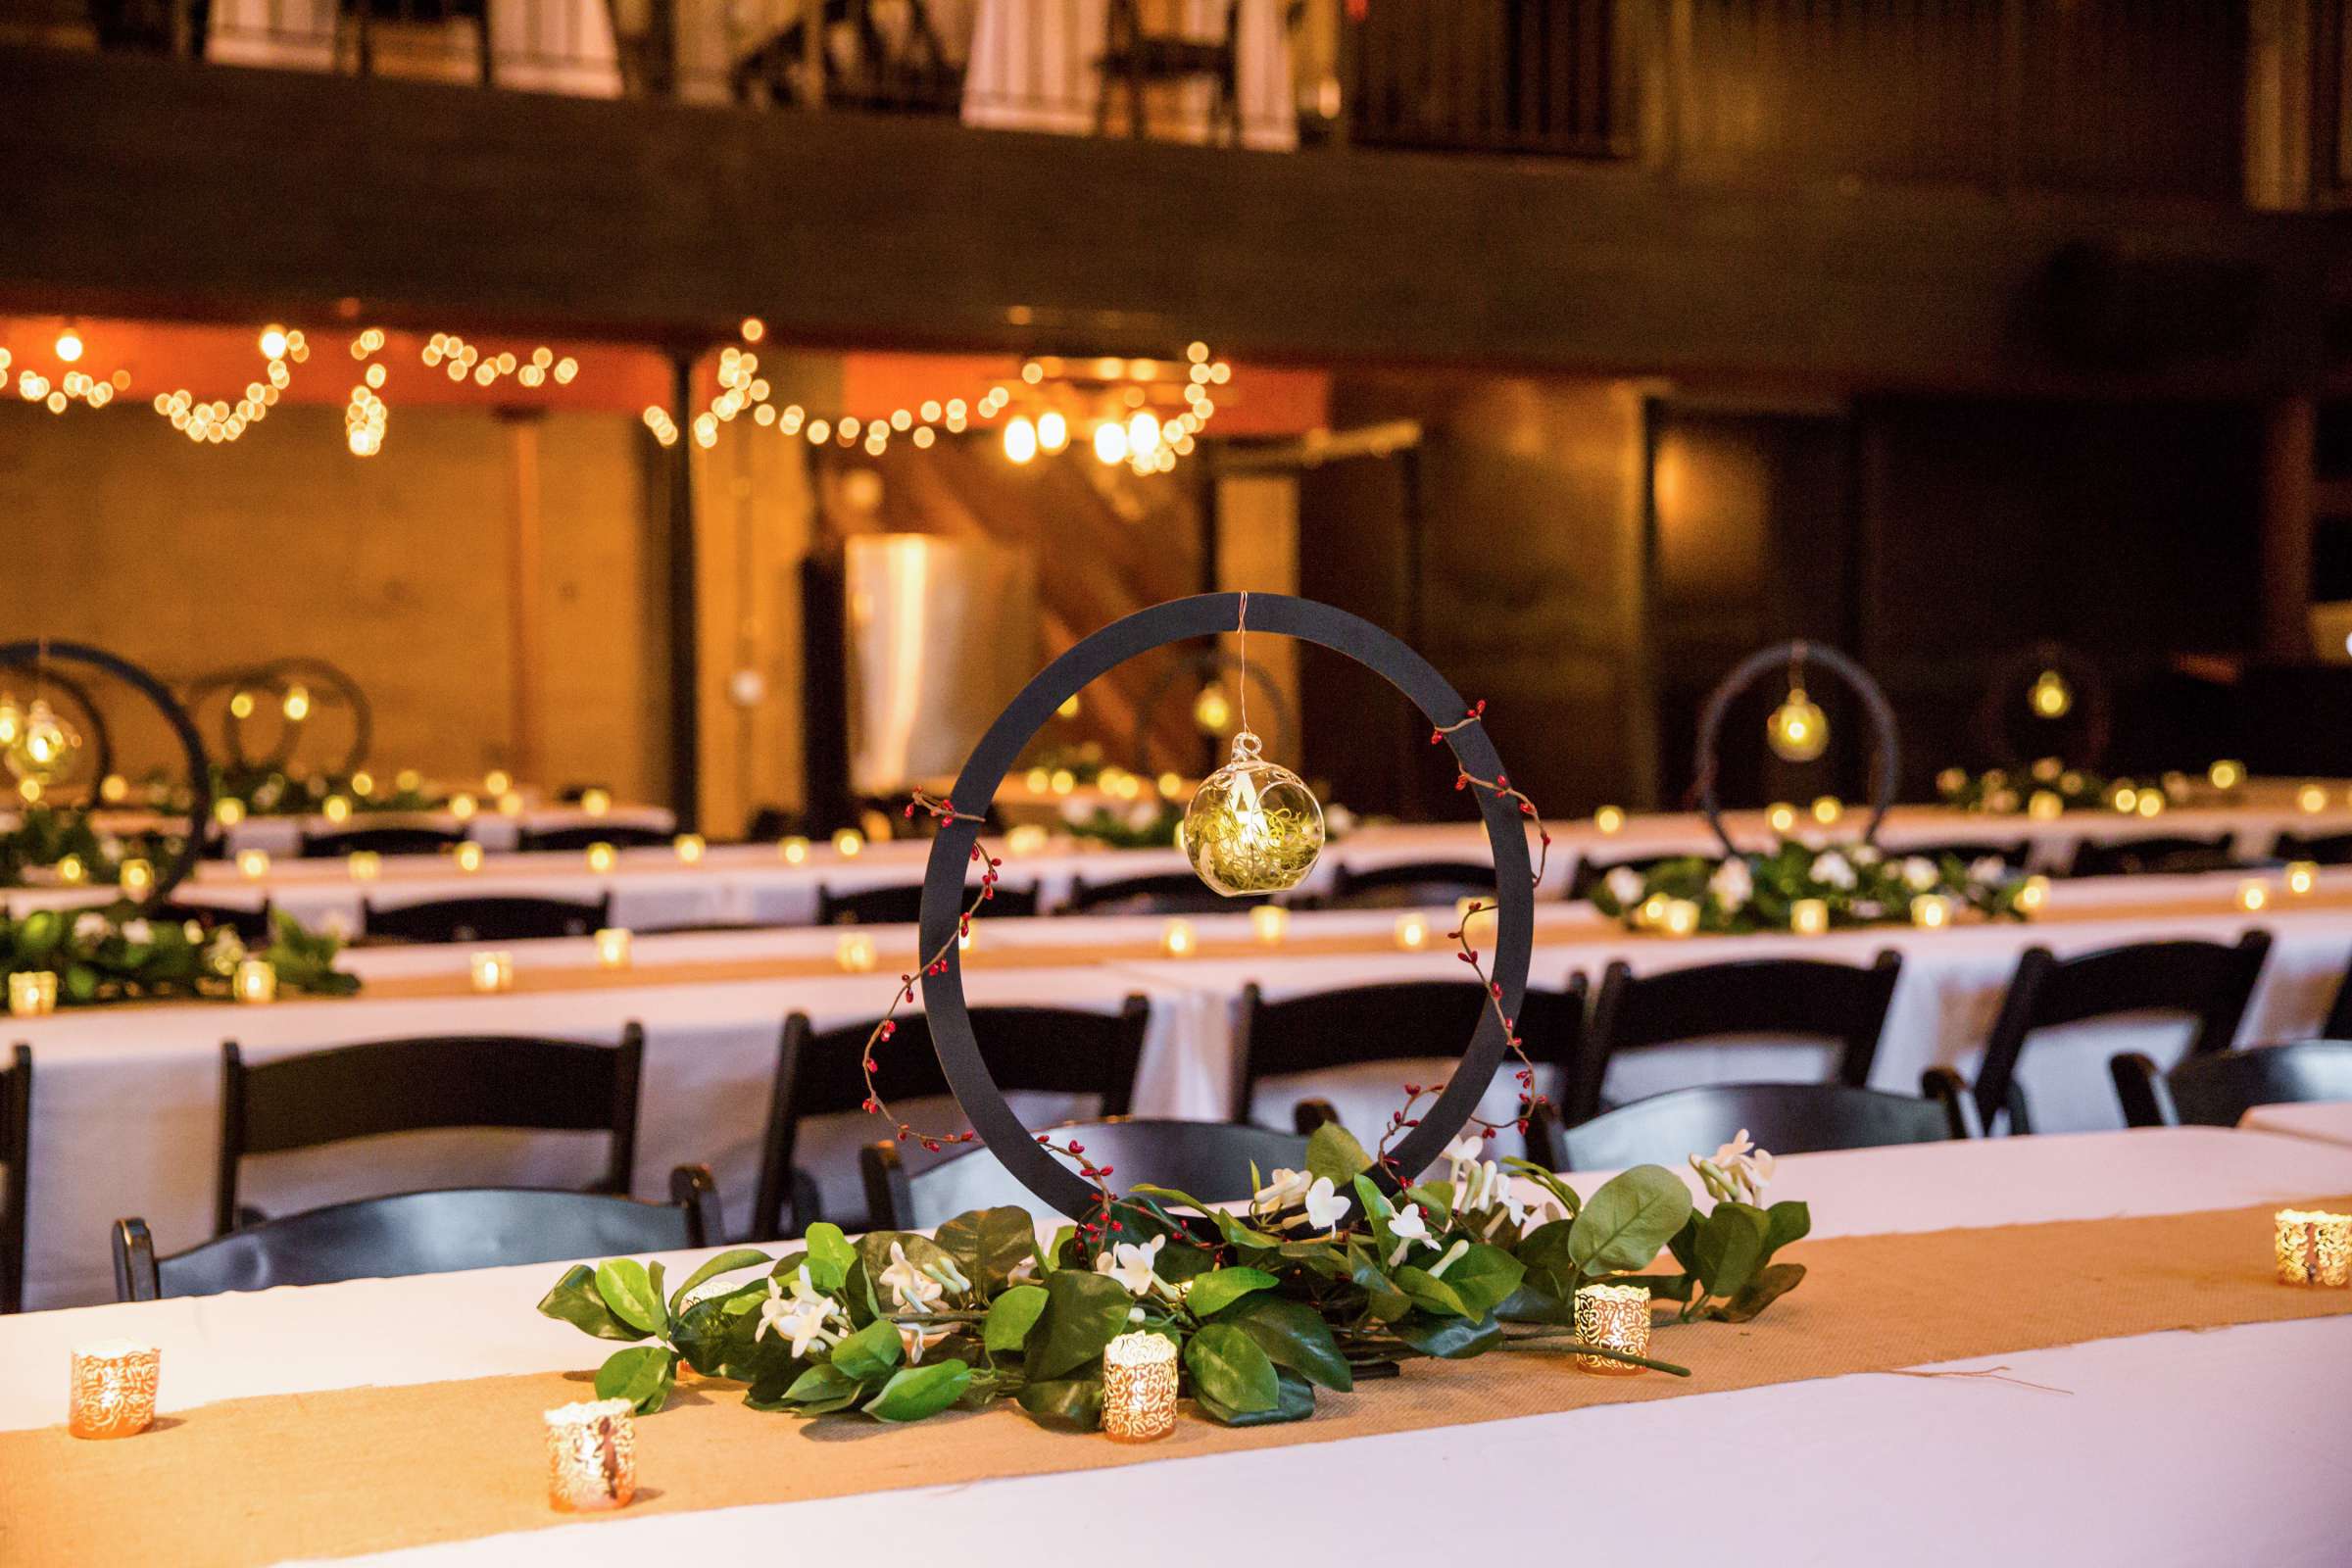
1767, 686, 1829, 762
2029, 668, 2073, 719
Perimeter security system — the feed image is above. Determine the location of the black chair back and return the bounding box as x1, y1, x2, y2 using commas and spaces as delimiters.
861, 1116, 1304, 1231
1886, 839, 2033, 867
2067, 833, 2239, 877
0, 1045, 27, 1314
1064, 872, 1262, 916
1234, 979, 1586, 1149
1543, 1073, 1976, 1171
1569, 855, 1681, 902
1574, 954, 1902, 1121
753, 998, 1150, 1238
1324, 860, 1497, 909
117, 1165, 716, 1301
2110, 1040, 2352, 1128
302, 825, 470, 858
216, 1026, 645, 1235
518, 823, 675, 853
363, 894, 611, 943
2268, 830, 2352, 866
817, 882, 1041, 925
1973, 932, 2272, 1131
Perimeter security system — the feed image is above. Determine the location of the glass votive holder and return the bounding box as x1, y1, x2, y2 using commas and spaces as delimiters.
580, 787, 612, 817
2298, 784, 2328, 814
1573, 1283, 1651, 1375
454, 842, 485, 874
1811, 797, 1842, 825
1393, 912, 1430, 952
2016, 874, 2051, 915
9, 970, 58, 1018
673, 833, 706, 864
778, 835, 810, 865
1004, 823, 1049, 858
70, 1340, 160, 1439
1453, 898, 1494, 944
118, 858, 154, 901
2276, 1208, 2352, 1287
835, 932, 877, 973
215, 797, 246, 827
1789, 898, 1829, 936
1636, 893, 1669, 930
348, 850, 382, 882
232, 957, 277, 1004
236, 849, 270, 881
1101, 1331, 1179, 1443
322, 794, 353, 824
2238, 880, 2270, 913
1250, 905, 1291, 946
1660, 898, 1700, 937
2286, 861, 2319, 897
585, 842, 617, 873
1765, 802, 1796, 835
497, 791, 524, 817
1160, 918, 1198, 957
2028, 790, 2063, 821
469, 952, 515, 994
2208, 759, 2244, 790
957, 922, 977, 953
1910, 894, 1954, 930
544, 1396, 636, 1511
833, 828, 864, 858
1592, 806, 1625, 834
449, 792, 478, 821
55, 854, 87, 886
593, 928, 632, 968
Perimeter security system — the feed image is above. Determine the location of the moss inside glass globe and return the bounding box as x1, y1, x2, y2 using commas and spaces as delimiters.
1766, 689, 1829, 762
1183, 735, 1324, 896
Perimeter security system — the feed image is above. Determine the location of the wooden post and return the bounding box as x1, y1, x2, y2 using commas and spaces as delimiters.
501, 410, 546, 785
666, 352, 702, 828
2262, 395, 2318, 661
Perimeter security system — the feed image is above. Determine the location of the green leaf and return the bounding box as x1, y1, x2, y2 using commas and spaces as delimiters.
1196, 1366, 1316, 1427
1394, 1265, 1471, 1319
1500, 1157, 1581, 1218
804, 1223, 858, 1292
1566, 1165, 1693, 1277
1348, 1253, 1413, 1323
1186, 1266, 1278, 1319
669, 1248, 771, 1314
983, 1284, 1051, 1353
1437, 1244, 1526, 1319
863, 1359, 972, 1422
592, 1259, 665, 1336
594, 1346, 676, 1414
935, 1207, 1037, 1295
1512, 1218, 1580, 1298
1223, 1294, 1352, 1392
829, 1317, 905, 1382
1185, 1322, 1279, 1414
669, 1282, 771, 1377
1712, 1261, 1807, 1323
1305, 1122, 1373, 1186
1015, 1377, 1103, 1430
1763, 1200, 1812, 1258
764, 1361, 864, 1414
1024, 1269, 1134, 1382
537, 1265, 650, 1342
1694, 1202, 1771, 1303
1393, 1310, 1502, 1359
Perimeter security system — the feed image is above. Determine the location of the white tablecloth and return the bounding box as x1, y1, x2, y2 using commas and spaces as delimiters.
206, 0, 623, 94
2239, 1100, 2352, 1147
2, 1129, 2345, 1566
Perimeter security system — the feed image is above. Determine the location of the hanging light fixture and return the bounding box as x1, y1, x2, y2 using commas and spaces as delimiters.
1037, 410, 1069, 453
1180, 596, 1321, 896
1765, 646, 1828, 763
2029, 667, 2073, 719
1192, 679, 1232, 734
280, 682, 313, 722
1002, 416, 1038, 465
1094, 420, 1130, 466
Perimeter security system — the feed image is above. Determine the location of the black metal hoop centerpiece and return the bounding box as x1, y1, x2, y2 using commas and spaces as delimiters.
1695, 640, 1900, 858
190, 657, 373, 779
0, 640, 214, 904
918, 593, 1535, 1218
1129, 647, 1299, 779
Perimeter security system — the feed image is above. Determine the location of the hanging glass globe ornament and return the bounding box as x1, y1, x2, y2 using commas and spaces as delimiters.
0, 693, 20, 749
1182, 729, 1324, 896
5, 697, 80, 787
1766, 686, 1829, 762
2029, 668, 2073, 719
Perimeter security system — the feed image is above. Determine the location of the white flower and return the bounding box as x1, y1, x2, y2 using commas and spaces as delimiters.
1810, 852, 1856, 889
1604, 866, 1645, 906
1798, 830, 1829, 852
1249, 1167, 1312, 1216
1851, 899, 1883, 920
1440, 1135, 1485, 1167
1301, 1176, 1349, 1234
1425, 1239, 1470, 1278
877, 1241, 946, 1314
1386, 1201, 1431, 1266
1901, 857, 1938, 892
1707, 858, 1752, 909
897, 1322, 954, 1364
1850, 844, 1883, 866
1094, 1234, 1167, 1298
1701, 1128, 1778, 1203
121, 918, 151, 945
98, 833, 125, 858
756, 1265, 845, 1357
322, 912, 353, 941
72, 911, 107, 943
1968, 856, 2007, 886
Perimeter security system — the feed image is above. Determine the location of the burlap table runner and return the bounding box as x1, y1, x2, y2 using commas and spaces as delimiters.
5, 1198, 2348, 1565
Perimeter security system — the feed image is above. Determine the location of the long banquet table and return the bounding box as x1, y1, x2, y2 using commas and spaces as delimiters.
1, 1128, 2345, 1565
11, 867, 2352, 1310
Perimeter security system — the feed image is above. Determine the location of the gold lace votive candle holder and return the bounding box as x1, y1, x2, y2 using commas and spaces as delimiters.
593, 927, 632, 969
232, 957, 277, 1004
1159, 918, 1198, 957
1573, 1283, 1651, 1375
1790, 899, 1829, 936
236, 849, 270, 881
1660, 898, 1700, 938
832, 828, 864, 858
2286, 860, 2320, 898
1909, 893, 1954, 930
2016, 874, 2051, 916
118, 858, 154, 901
584, 842, 617, 873
70, 1340, 160, 1439
778, 835, 810, 864
347, 850, 382, 882
1393, 912, 1431, 952
580, 787, 612, 817
1102, 1331, 1179, 1443
454, 842, 486, 874
1250, 904, 1290, 946
544, 1396, 636, 1510
672, 833, 706, 864
835, 932, 877, 974
9, 970, 57, 1018
469, 951, 515, 994
2276, 1208, 2352, 1288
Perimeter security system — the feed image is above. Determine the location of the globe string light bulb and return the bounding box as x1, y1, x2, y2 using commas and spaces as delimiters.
2029, 668, 2073, 719
1766, 685, 1828, 763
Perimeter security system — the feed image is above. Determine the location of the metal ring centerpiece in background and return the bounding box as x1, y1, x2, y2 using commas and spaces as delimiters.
1972, 639, 2109, 770
188, 657, 372, 779
1129, 647, 1299, 780
919, 592, 1534, 1219
0, 657, 114, 793
1695, 639, 1900, 858
0, 640, 213, 904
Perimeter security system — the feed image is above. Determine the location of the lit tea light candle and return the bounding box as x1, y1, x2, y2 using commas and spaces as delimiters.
2286, 860, 2320, 897
351, 769, 376, 798
1789, 898, 1829, 936
348, 851, 382, 882
2276, 1208, 2352, 1288
1160, 918, 1198, 957
673, 833, 707, 864
832, 828, 864, 858
55, 854, 86, 886
835, 932, 877, 973
99, 772, 127, 804
1101, 1330, 1179, 1443
2028, 790, 2063, 821
484, 769, 513, 797
2299, 784, 2329, 814
69, 1340, 159, 1440
593, 928, 633, 968
585, 842, 616, 873
321, 794, 352, 823
778, 836, 809, 865
1636, 893, 1669, 929
2016, 874, 2051, 915
1592, 806, 1625, 834
1659, 898, 1700, 938
469, 951, 515, 994
2209, 760, 2244, 790
2134, 791, 2164, 818
453, 842, 485, 874
544, 1396, 636, 1511
232, 957, 277, 1004
1935, 768, 1965, 795
1050, 768, 1076, 796
214, 798, 246, 827
1393, 912, 1431, 951
1910, 894, 1954, 930
236, 849, 270, 881
450, 793, 478, 821
117, 858, 153, 901
9, 970, 58, 1017
1004, 823, 1049, 858
1572, 1283, 1650, 1375
957, 922, 977, 953
1250, 904, 1291, 945
1811, 797, 1842, 826
2111, 785, 2139, 814
580, 787, 612, 817
2238, 880, 2270, 912
497, 792, 525, 817
1765, 802, 1797, 835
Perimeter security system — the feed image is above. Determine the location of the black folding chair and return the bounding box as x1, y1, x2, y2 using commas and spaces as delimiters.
862, 1116, 1306, 1231
1322, 860, 1497, 909
0, 1046, 28, 1314
2067, 833, 2241, 878
1539, 1072, 1978, 1171
363, 894, 611, 943
1573, 954, 1903, 1122
1973, 933, 2272, 1132
1885, 839, 2033, 868
303, 824, 469, 858
216, 1027, 645, 1234
2267, 830, 2352, 866
817, 882, 1040, 925
1064, 872, 1263, 916
2110, 1040, 2352, 1128
518, 823, 675, 853
752, 999, 1150, 1238
116, 1166, 716, 1301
